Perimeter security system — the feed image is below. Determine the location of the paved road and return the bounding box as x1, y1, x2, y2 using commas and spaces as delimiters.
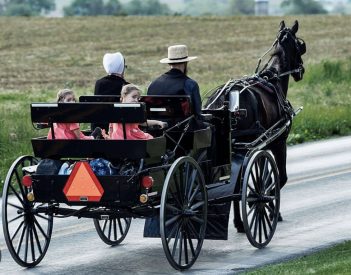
1, 136, 351, 274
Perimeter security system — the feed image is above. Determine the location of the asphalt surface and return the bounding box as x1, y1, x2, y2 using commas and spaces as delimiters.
0, 136, 350, 274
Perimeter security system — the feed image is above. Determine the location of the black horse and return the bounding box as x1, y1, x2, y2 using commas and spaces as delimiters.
204, 20, 306, 231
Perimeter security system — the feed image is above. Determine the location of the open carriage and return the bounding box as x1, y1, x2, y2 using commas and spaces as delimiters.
2, 20, 306, 271
2, 93, 286, 270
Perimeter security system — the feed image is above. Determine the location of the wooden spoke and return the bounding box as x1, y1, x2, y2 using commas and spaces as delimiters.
258, 212, 262, 243
14, 169, 26, 199
34, 213, 50, 221
167, 223, 179, 244
178, 231, 183, 266
8, 214, 24, 224
113, 219, 117, 241
117, 218, 124, 235
24, 224, 30, 262
102, 219, 108, 233
186, 231, 196, 257
249, 207, 259, 231
32, 223, 43, 254
108, 220, 112, 240
190, 201, 204, 211
187, 220, 201, 241
166, 215, 181, 227
171, 225, 181, 258
11, 221, 25, 242
247, 202, 257, 217
16, 224, 27, 255
263, 210, 273, 231
188, 184, 200, 205
261, 210, 269, 240
184, 231, 189, 265
187, 170, 198, 201
30, 226, 36, 261
33, 217, 48, 240
8, 202, 24, 211
9, 184, 25, 206
166, 204, 181, 213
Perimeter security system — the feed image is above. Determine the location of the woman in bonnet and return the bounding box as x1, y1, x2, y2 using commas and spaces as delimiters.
94, 52, 129, 130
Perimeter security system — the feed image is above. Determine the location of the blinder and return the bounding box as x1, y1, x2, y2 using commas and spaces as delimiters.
296, 38, 306, 55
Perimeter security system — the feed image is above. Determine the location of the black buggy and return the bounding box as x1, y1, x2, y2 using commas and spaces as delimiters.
2, 94, 284, 270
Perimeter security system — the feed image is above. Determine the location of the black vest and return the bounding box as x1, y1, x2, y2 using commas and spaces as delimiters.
147, 69, 188, 95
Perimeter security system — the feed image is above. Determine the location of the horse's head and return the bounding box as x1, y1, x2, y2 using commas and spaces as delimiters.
275, 20, 306, 82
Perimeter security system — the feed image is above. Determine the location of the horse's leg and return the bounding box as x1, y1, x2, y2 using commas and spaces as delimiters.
269, 136, 288, 222
233, 175, 245, 233
233, 201, 245, 233
270, 137, 288, 189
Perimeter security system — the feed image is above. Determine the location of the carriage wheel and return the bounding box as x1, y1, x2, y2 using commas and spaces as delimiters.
2, 156, 53, 267
93, 217, 131, 246
160, 156, 208, 270
241, 150, 280, 248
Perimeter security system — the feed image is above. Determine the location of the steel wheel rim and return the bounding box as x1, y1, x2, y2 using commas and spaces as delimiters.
2, 156, 53, 267
160, 156, 208, 270
94, 216, 131, 246
241, 151, 280, 248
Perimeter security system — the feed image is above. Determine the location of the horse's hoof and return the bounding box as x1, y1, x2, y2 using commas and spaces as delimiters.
234, 220, 245, 233
269, 211, 283, 222
236, 226, 245, 233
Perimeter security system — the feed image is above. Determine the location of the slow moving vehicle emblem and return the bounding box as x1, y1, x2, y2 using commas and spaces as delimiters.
63, 162, 104, 202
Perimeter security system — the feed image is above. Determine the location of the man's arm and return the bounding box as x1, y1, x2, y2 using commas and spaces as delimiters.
184, 79, 202, 116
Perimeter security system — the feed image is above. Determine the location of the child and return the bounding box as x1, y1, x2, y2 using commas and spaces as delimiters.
47, 89, 101, 140
103, 84, 167, 140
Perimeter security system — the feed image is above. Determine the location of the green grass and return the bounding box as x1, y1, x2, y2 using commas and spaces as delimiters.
248, 241, 351, 274
0, 16, 351, 187
287, 58, 351, 144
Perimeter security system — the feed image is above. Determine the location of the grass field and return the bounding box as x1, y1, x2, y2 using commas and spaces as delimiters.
0, 15, 351, 185
248, 241, 351, 274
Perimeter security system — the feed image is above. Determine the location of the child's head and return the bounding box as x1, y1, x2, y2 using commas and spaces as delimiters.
120, 84, 141, 103
57, 89, 76, 103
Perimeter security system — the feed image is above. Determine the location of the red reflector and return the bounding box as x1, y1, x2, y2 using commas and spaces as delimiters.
22, 175, 32, 187
141, 176, 154, 189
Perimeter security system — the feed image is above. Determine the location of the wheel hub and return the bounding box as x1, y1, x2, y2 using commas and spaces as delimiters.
182, 208, 196, 217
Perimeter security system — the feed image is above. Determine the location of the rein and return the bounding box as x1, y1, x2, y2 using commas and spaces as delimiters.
277, 66, 303, 78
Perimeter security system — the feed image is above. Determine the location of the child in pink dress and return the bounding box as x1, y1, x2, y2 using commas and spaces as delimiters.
47, 89, 100, 140
103, 84, 167, 140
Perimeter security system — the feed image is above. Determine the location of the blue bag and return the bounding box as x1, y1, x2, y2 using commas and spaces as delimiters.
89, 158, 111, 176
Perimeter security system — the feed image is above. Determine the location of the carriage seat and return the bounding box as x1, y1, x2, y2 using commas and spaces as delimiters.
30, 102, 166, 160
79, 95, 193, 127
79, 95, 211, 152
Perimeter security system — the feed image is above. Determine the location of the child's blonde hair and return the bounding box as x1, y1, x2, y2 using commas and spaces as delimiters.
120, 84, 141, 102
57, 89, 74, 103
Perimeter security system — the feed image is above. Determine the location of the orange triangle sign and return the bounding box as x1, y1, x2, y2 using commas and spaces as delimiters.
63, 162, 104, 202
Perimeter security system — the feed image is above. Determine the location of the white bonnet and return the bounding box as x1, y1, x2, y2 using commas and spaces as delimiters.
103, 52, 125, 74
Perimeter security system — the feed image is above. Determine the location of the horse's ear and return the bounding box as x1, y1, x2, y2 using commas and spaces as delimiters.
291, 20, 299, 34
279, 21, 285, 31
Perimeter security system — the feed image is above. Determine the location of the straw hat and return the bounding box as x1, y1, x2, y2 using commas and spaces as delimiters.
160, 45, 197, 64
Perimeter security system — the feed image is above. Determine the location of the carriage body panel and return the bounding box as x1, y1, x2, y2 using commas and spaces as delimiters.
31, 136, 166, 160
31, 174, 139, 206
